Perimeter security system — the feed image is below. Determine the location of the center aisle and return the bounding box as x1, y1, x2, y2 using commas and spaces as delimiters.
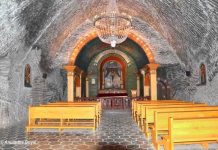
96, 109, 154, 150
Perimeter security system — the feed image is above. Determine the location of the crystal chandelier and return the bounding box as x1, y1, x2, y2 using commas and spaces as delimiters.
93, 0, 132, 48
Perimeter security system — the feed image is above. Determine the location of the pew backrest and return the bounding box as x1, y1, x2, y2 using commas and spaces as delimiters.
134, 100, 193, 118
133, 100, 186, 113
155, 109, 218, 131
44, 102, 101, 114
141, 103, 207, 123
166, 117, 218, 150
28, 106, 96, 124
154, 110, 218, 145
48, 102, 101, 110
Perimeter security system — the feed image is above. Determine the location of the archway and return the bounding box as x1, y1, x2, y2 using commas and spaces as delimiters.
64, 32, 161, 101
68, 31, 155, 66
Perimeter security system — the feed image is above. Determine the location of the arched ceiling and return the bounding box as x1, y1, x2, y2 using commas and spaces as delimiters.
1, 0, 217, 76
18, 0, 183, 71
75, 38, 149, 71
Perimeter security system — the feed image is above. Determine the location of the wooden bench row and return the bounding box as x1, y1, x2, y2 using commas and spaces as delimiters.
132, 100, 192, 121
132, 100, 206, 129
141, 104, 211, 136
153, 110, 218, 150
132, 100, 218, 150
42, 101, 102, 124
26, 101, 101, 132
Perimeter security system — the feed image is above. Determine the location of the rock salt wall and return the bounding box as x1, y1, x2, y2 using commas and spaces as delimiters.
0, 0, 65, 128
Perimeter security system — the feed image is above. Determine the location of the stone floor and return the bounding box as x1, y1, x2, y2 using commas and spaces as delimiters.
0, 109, 217, 150
0, 110, 153, 150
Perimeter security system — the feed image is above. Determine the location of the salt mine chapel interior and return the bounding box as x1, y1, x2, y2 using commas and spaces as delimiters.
0, 0, 218, 150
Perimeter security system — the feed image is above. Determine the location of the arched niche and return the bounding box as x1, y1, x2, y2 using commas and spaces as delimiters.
87, 52, 138, 97
99, 56, 126, 90
24, 64, 32, 88
200, 63, 206, 85
157, 78, 171, 100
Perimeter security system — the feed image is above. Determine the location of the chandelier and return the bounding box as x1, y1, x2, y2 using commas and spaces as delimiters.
93, 0, 132, 48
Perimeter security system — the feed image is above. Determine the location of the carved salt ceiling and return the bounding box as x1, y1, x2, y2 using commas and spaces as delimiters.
1, 0, 218, 72
37, 0, 182, 70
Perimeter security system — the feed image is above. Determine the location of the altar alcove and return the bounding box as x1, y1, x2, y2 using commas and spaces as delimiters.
74, 38, 150, 97
102, 61, 123, 90
100, 56, 125, 90
97, 55, 128, 97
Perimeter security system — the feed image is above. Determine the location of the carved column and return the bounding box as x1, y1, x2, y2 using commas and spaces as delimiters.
68, 72, 75, 102
144, 73, 150, 98
86, 77, 89, 97
76, 72, 82, 98
102, 71, 105, 89
147, 64, 159, 101
136, 74, 140, 96
79, 72, 83, 97
141, 70, 145, 97
64, 66, 76, 102
121, 71, 123, 89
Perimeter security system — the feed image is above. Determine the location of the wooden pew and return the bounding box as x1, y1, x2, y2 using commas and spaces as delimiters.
132, 100, 189, 121
132, 100, 184, 114
26, 106, 97, 132
153, 109, 218, 149
41, 102, 101, 126
161, 117, 218, 150
132, 100, 182, 116
146, 106, 218, 133
135, 102, 206, 126
140, 103, 207, 136
137, 102, 204, 125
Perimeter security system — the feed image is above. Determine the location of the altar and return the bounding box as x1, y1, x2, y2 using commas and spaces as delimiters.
97, 90, 130, 109
97, 89, 128, 97
99, 96, 131, 109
